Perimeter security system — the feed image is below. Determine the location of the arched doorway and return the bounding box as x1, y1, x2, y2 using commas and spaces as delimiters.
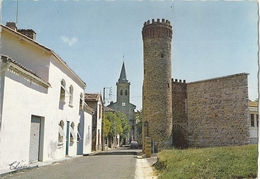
172, 123, 188, 149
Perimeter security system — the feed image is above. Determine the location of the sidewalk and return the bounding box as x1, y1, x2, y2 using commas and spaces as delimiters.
135, 153, 158, 179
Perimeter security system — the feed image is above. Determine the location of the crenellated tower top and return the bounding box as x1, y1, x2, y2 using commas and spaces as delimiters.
142, 18, 172, 40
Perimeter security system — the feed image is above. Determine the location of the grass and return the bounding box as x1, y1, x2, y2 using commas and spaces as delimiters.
154, 144, 257, 179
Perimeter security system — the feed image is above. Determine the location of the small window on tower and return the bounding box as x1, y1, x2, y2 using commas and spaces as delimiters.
161, 53, 164, 58
122, 102, 125, 106
125, 90, 127, 96
120, 90, 123, 95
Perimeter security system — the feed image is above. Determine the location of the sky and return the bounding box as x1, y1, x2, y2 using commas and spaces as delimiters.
1, 0, 258, 110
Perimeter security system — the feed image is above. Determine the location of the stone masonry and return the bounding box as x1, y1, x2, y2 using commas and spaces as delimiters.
187, 73, 250, 147
142, 18, 250, 150
172, 79, 188, 148
142, 19, 173, 152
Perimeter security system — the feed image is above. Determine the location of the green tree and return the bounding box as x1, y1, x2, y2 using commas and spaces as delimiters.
136, 110, 142, 136
115, 112, 131, 142
104, 118, 111, 138
105, 112, 122, 138
104, 111, 131, 146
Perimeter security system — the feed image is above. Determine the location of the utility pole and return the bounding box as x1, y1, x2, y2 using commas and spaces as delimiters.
102, 87, 112, 151
16, 0, 19, 25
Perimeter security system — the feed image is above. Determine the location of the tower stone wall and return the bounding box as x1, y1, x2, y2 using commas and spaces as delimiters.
142, 19, 173, 151
172, 79, 188, 148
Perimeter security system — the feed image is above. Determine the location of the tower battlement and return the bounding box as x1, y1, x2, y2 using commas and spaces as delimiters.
142, 18, 172, 40
143, 18, 171, 26
172, 78, 186, 84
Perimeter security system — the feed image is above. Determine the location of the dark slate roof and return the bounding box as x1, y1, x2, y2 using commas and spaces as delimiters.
118, 62, 128, 83
104, 106, 116, 112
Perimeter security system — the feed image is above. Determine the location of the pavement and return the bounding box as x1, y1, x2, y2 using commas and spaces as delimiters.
135, 153, 158, 179
0, 147, 158, 179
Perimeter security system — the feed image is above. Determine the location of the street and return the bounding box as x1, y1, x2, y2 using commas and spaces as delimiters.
1, 147, 155, 179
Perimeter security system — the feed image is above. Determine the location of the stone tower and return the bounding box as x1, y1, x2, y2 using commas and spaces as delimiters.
142, 19, 173, 151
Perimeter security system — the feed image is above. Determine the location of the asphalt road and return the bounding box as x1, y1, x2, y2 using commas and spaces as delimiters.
2, 148, 141, 179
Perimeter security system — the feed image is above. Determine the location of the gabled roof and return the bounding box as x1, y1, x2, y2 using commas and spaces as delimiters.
1, 24, 86, 87
118, 62, 128, 83
85, 93, 102, 102
84, 102, 95, 114
1, 55, 51, 88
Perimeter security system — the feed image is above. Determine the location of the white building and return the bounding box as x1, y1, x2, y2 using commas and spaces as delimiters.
77, 104, 94, 155
249, 101, 258, 144
0, 22, 93, 173
85, 93, 103, 151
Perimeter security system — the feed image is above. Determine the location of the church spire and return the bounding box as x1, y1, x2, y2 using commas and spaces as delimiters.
118, 62, 128, 83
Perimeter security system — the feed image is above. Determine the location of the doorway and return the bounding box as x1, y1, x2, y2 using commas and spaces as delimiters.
66, 121, 70, 155
29, 116, 42, 163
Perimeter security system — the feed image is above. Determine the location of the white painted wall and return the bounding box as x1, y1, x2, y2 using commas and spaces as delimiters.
0, 26, 90, 173
83, 110, 92, 154
0, 69, 49, 171
96, 99, 102, 151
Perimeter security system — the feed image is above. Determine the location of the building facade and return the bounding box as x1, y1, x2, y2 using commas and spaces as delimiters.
0, 23, 93, 173
107, 62, 136, 143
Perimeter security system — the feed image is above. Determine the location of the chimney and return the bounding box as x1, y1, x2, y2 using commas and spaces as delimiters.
6, 22, 17, 31
17, 29, 36, 40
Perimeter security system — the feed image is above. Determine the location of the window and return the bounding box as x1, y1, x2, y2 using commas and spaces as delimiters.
122, 102, 125, 106
69, 85, 73, 106
99, 104, 102, 119
257, 115, 259, 127
58, 120, 65, 144
161, 53, 164, 58
251, 114, 255, 127
79, 93, 83, 110
125, 90, 127, 96
77, 123, 81, 142
120, 90, 123, 95
60, 80, 66, 102
70, 122, 76, 144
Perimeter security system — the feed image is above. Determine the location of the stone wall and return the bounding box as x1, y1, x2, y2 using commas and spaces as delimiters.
187, 73, 250, 147
172, 79, 188, 148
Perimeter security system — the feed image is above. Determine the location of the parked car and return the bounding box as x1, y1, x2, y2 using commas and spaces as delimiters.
130, 141, 138, 149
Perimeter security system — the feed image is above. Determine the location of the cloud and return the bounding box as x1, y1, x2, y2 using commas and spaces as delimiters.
61, 36, 78, 46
